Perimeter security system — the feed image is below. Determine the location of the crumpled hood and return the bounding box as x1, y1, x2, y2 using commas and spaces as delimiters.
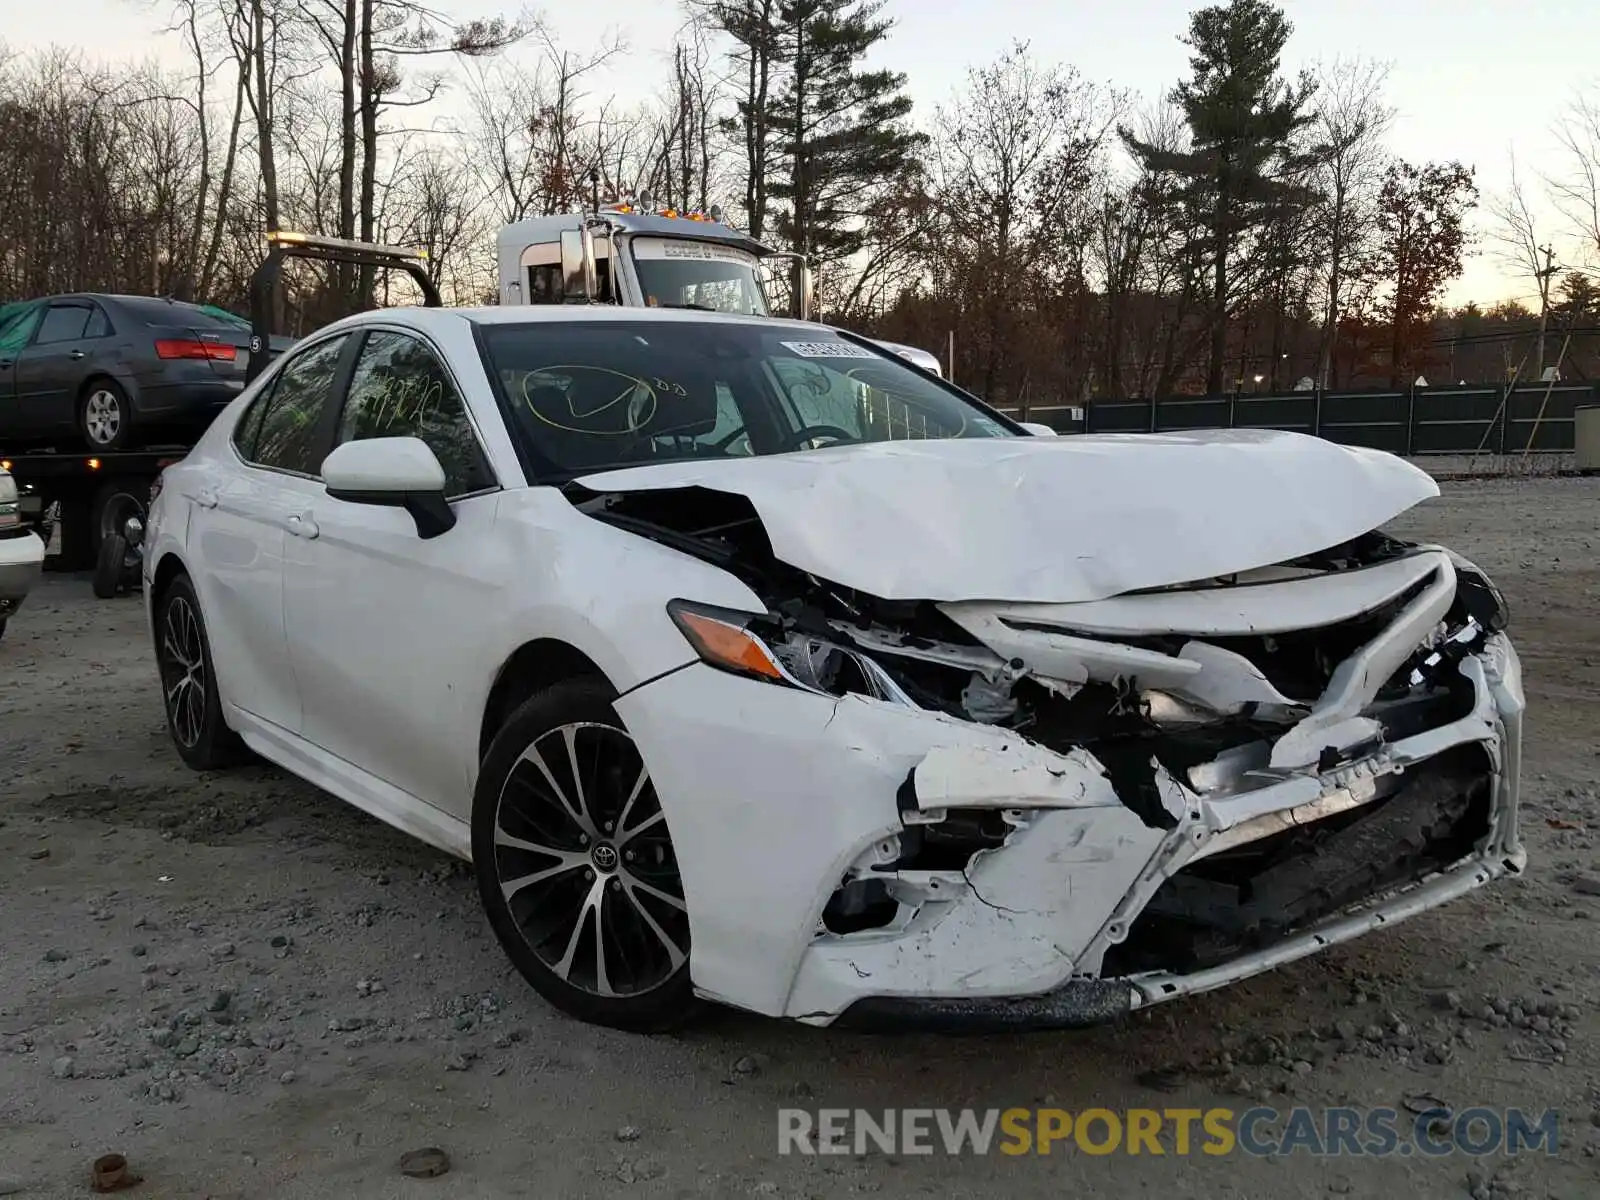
574, 430, 1439, 603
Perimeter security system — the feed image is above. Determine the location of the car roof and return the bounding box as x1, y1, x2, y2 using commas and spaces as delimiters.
14, 293, 214, 309
323, 305, 829, 337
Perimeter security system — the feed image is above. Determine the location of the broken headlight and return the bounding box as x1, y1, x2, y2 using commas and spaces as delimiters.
666, 599, 917, 705
1455, 561, 1508, 633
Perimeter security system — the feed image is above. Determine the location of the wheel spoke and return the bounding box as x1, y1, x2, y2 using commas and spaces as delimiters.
184, 604, 202, 663
171, 681, 192, 744
552, 877, 605, 982
613, 764, 651, 838
621, 871, 686, 913
617, 809, 663, 846
561, 725, 595, 831
162, 635, 191, 671
618, 879, 688, 970
495, 826, 570, 855
499, 850, 588, 899
184, 678, 204, 745
593, 887, 615, 997
163, 610, 192, 669
517, 738, 592, 835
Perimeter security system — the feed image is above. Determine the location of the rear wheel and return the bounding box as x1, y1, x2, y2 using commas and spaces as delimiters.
472, 678, 696, 1032
92, 530, 128, 598
80, 380, 134, 451
154, 574, 247, 770
50, 481, 151, 574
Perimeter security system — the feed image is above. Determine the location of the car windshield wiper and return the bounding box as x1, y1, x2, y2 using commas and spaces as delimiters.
655, 302, 718, 312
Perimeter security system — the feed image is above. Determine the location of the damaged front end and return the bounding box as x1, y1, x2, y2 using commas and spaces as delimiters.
578, 482, 1526, 1030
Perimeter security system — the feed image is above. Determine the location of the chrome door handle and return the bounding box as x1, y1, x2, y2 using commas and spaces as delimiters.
194, 488, 219, 509
68, 350, 85, 361
286, 513, 319, 539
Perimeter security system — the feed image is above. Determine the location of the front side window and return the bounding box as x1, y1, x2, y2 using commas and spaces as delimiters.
523, 245, 613, 305
0, 302, 43, 354
35, 305, 90, 345
629, 238, 770, 316
336, 331, 494, 496
244, 334, 350, 475
477, 319, 1014, 481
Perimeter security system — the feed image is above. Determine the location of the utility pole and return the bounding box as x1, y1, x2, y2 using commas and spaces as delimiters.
1535, 244, 1558, 380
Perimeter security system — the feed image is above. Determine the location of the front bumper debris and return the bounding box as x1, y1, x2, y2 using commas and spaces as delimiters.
617, 552, 1525, 1028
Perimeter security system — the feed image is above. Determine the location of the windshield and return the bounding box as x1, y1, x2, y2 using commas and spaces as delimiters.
477, 319, 1016, 481
629, 236, 771, 316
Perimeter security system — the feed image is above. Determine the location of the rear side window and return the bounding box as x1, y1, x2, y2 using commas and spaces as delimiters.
84, 307, 112, 338
232, 385, 271, 460
36, 305, 90, 344
240, 335, 350, 475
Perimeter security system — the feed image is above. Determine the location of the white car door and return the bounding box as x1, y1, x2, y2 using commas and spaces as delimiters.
187, 332, 355, 734
282, 328, 505, 817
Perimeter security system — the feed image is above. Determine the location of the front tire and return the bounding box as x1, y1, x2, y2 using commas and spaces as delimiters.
154, 574, 246, 770
472, 678, 696, 1032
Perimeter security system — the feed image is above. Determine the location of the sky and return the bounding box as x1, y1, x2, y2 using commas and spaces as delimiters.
8, 0, 1600, 307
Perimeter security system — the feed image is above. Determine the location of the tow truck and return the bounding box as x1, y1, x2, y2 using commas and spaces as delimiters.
495, 196, 947, 375
2, 232, 439, 594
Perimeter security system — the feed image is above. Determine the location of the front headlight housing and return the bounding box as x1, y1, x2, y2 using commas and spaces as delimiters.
666, 600, 796, 685
1452, 558, 1509, 633
666, 600, 918, 706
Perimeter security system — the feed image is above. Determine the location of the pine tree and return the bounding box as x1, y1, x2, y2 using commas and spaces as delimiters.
1122, 0, 1317, 393
760, 0, 924, 277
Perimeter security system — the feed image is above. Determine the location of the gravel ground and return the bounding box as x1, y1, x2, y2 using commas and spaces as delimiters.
2, 476, 1598, 1200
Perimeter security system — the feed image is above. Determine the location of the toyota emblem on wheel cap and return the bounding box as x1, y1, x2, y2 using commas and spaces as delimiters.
591, 843, 618, 871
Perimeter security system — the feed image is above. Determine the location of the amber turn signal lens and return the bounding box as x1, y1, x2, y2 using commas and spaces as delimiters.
669, 606, 785, 682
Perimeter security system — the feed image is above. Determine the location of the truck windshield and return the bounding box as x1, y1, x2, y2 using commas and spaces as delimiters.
476, 317, 1017, 482
629, 237, 770, 316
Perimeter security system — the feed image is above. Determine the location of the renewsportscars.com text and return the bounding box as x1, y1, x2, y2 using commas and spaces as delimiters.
777, 1106, 1559, 1158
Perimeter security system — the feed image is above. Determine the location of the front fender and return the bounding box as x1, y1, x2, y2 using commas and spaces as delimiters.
469, 488, 770, 736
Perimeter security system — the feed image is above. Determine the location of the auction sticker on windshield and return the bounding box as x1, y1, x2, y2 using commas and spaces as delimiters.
781, 341, 879, 359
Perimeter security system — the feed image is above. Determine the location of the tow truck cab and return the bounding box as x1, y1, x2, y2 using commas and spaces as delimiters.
495, 204, 944, 377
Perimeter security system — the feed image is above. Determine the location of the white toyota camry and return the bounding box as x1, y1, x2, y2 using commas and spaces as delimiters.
142, 306, 1526, 1032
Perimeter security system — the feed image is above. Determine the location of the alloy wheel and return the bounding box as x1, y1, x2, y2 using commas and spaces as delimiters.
85, 390, 122, 446
491, 722, 689, 998
158, 594, 207, 749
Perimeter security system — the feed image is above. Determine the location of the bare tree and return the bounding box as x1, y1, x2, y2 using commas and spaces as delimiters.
464, 30, 626, 223
930, 40, 1116, 399
653, 24, 719, 212
1487, 151, 1558, 376
1307, 56, 1393, 387
1547, 88, 1600, 264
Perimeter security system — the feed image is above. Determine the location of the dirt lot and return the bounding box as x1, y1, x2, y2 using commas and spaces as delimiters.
2, 475, 1598, 1200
